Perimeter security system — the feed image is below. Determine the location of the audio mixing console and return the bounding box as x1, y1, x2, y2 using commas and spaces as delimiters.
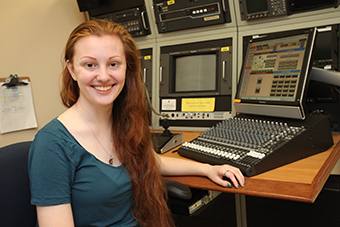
178, 114, 334, 176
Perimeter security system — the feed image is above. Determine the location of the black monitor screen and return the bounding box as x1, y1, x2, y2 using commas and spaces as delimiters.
88, 0, 144, 16
175, 54, 216, 92
246, 0, 268, 14
291, 0, 337, 11
313, 30, 332, 61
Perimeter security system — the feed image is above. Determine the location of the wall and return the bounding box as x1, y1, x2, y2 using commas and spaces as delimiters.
0, 0, 84, 147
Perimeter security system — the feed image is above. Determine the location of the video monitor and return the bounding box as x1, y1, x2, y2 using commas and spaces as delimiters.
175, 54, 217, 93
234, 27, 317, 120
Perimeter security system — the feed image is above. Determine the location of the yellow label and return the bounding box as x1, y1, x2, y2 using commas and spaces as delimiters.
167, 0, 175, 5
221, 47, 230, 52
204, 15, 220, 21
144, 55, 151, 60
234, 99, 241, 103
181, 98, 215, 112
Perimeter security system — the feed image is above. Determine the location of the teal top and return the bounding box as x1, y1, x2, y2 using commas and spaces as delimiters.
28, 118, 138, 227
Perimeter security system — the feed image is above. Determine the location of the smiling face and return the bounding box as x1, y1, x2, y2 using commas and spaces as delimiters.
66, 35, 126, 109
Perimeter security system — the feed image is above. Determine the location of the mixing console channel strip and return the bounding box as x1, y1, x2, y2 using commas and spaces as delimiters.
178, 114, 334, 176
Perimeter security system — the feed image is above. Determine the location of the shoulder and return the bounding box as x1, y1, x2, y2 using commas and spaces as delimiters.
30, 118, 79, 161
36, 118, 67, 137
33, 119, 70, 147
28, 118, 81, 180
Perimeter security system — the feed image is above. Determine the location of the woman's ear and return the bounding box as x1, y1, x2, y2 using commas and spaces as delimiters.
66, 60, 77, 81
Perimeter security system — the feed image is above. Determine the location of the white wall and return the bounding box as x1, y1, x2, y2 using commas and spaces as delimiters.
0, 0, 84, 147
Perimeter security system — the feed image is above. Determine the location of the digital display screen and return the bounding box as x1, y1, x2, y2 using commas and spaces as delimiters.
175, 54, 216, 92
238, 34, 310, 102
246, 0, 268, 13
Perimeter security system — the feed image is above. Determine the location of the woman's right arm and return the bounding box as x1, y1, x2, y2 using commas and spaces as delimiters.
36, 203, 74, 227
29, 128, 76, 226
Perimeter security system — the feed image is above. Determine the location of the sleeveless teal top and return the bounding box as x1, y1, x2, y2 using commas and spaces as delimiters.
28, 118, 138, 227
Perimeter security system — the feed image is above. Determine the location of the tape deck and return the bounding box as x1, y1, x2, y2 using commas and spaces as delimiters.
153, 0, 232, 33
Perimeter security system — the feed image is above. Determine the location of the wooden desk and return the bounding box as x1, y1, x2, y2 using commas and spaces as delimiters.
159, 131, 340, 203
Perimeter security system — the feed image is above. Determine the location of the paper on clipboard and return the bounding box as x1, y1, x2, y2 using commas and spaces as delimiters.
0, 79, 37, 134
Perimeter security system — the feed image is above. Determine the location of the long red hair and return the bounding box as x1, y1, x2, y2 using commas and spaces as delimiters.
60, 19, 173, 227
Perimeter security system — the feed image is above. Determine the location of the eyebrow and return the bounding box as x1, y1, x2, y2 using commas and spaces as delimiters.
80, 56, 96, 60
109, 55, 124, 60
80, 55, 123, 60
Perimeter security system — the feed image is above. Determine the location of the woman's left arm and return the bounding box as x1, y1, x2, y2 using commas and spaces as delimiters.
156, 155, 245, 188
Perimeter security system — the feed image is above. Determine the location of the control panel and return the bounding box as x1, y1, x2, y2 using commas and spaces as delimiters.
191, 4, 220, 17
159, 3, 220, 21
161, 111, 232, 121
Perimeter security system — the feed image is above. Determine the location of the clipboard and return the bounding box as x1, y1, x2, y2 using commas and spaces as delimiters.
0, 75, 30, 87
0, 76, 37, 134
0, 76, 30, 81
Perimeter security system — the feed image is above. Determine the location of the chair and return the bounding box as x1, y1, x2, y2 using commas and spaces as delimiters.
0, 141, 36, 227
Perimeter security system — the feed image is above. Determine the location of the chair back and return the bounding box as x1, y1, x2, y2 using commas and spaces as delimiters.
0, 141, 36, 227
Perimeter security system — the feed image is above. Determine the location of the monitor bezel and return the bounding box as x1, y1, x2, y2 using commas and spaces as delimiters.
159, 37, 233, 98
234, 27, 317, 119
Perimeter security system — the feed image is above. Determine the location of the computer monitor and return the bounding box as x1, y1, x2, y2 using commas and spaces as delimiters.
234, 27, 317, 120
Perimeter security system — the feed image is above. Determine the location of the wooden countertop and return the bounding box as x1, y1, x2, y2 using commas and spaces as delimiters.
157, 130, 340, 203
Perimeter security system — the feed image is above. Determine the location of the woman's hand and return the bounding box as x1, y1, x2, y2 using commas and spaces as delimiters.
204, 164, 245, 188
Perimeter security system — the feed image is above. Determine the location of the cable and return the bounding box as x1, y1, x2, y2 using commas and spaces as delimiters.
143, 83, 169, 119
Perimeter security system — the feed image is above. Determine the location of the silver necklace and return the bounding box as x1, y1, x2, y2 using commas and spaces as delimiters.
76, 105, 114, 165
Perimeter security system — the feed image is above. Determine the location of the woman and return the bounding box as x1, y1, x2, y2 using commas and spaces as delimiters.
28, 19, 245, 227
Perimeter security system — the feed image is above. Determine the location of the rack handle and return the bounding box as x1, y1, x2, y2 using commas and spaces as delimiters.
222, 61, 226, 81
143, 68, 147, 83
141, 11, 149, 30
159, 67, 163, 83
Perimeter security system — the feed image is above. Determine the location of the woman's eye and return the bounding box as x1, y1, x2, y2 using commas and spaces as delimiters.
86, 63, 94, 68
110, 62, 118, 67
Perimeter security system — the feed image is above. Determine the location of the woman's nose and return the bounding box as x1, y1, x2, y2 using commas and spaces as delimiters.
97, 67, 110, 82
